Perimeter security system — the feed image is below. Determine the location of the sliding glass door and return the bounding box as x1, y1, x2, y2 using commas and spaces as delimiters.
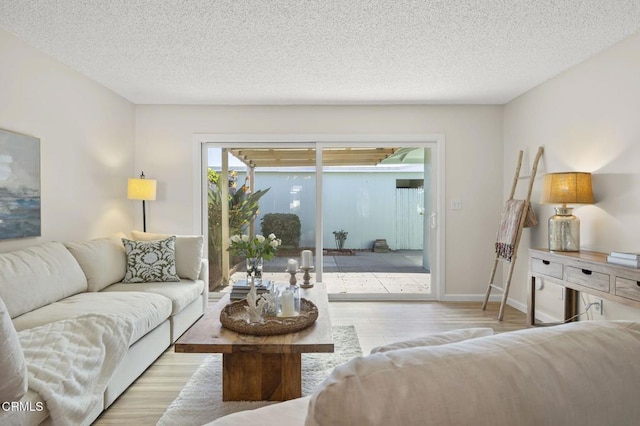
200, 137, 441, 301
320, 146, 432, 300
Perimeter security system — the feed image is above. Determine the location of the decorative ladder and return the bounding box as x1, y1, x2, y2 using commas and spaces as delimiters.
482, 147, 544, 321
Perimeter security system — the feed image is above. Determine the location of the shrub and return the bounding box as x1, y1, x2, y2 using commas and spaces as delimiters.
261, 213, 301, 248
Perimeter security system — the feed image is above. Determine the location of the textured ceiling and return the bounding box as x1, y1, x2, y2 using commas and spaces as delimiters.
1, 1, 639, 105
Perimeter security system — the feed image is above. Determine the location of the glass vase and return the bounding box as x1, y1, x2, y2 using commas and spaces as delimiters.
246, 257, 263, 286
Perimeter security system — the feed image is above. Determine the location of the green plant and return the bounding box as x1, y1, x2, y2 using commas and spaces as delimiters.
333, 229, 348, 250
261, 213, 301, 248
207, 169, 270, 286
227, 233, 281, 260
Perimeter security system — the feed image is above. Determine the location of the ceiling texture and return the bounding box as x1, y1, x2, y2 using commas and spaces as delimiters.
1, 1, 640, 105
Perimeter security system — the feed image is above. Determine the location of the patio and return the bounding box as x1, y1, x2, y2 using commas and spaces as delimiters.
222, 250, 430, 295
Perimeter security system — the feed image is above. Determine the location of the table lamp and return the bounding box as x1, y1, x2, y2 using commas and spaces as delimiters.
540, 172, 594, 252
127, 171, 157, 232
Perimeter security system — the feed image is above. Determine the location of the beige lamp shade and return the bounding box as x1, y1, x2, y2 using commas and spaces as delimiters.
127, 177, 157, 201
540, 172, 594, 205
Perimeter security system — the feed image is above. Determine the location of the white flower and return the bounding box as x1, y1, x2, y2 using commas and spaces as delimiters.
256, 234, 265, 243
269, 240, 279, 248
230, 235, 241, 243
241, 234, 249, 242
268, 233, 276, 240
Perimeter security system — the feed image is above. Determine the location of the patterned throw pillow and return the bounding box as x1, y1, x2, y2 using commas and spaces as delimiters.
122, 237, 180, 283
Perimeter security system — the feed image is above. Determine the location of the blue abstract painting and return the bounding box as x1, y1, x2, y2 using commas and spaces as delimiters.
0, 129, 41, 240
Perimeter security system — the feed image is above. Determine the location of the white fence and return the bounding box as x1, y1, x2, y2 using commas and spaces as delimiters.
249, 170, 426, 251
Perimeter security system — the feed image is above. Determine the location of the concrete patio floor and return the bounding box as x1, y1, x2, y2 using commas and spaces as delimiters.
224, 250, 431, 295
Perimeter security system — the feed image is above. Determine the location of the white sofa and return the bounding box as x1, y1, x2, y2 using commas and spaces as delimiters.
0, 232, 208, 426
210, 321, 640, 426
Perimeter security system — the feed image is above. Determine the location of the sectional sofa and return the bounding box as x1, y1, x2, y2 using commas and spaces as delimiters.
210, 321, 640, 426
0, 231, 207, 426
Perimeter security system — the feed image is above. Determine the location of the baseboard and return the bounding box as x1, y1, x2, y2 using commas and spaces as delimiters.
506, 298, 526, 313
507, 298, 558, 323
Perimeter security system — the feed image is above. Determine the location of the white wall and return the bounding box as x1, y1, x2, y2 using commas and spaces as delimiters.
135, 105, 503, 297
504, 31, 640, 321
0, 29, 135, 252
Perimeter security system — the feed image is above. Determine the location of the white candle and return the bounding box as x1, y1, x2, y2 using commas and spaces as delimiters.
287, 259, 298, 272
281, 290, 295, 316
301, 250, 313, 268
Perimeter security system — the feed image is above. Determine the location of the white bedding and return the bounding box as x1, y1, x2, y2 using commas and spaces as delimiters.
18, 314, 134, 426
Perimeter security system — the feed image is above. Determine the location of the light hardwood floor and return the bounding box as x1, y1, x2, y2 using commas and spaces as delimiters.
93, 301, 527, 425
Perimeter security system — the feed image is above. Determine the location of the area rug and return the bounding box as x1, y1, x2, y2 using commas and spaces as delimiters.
157, 326, 361, 426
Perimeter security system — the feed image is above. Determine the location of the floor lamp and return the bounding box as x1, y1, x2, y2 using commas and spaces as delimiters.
127, 171, 157, 232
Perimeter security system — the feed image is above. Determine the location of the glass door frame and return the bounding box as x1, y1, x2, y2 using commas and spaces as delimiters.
193, 133, 445, 301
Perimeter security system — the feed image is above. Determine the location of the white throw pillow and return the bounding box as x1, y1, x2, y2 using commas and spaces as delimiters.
64, 235, 127, 291
370, 327, 494, 354
122, 237, 180, 283
0, 296, 27, 403
131, 230, 204, 280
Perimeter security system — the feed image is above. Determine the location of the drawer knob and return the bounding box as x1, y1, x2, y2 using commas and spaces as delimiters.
542, 260, 550, 265
581, 269, 592, 275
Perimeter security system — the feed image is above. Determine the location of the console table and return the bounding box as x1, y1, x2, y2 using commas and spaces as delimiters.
528, 249, 640, 326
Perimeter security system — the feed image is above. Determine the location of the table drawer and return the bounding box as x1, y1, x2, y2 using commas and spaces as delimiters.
615, 277, 640, 302
565, 266, 610, 292
531, 257, 563, 279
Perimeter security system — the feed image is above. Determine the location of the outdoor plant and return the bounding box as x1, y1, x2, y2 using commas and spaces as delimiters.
333, 229, 348, 250
261, 213, 301, 247
207, 169, 270, 287
227, 233, 282, 260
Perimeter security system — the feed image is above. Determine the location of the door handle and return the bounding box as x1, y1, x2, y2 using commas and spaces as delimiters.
430, 213, 437, 229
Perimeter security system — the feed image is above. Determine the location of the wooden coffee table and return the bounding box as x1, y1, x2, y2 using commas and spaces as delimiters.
175, 285, 334, 401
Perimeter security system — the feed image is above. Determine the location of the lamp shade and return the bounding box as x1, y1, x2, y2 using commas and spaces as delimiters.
540, 172, 594, 205
127, 178, 157, 201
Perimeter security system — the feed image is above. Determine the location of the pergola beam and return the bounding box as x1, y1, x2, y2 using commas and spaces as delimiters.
229, 148, 398, 167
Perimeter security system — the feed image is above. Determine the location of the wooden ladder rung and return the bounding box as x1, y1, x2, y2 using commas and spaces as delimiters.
489, 284, 504, 293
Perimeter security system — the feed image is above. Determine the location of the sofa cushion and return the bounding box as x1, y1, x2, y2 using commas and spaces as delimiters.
102, 280, 204, 315
11, 292, 172, 344
64, 235, 127, 291
0, 296, 27, 404
0, 242, 88, 318
370, 327, 494, 354
208, 396, 311, 426
122, 237, 180, 283
132, 230, 204, 280
306, 321, 640, 426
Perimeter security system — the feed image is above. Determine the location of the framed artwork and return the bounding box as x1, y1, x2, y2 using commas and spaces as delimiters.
0, 128, 41, 240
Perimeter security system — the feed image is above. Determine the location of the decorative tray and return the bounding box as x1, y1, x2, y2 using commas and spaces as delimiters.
220, 298, 319, 336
